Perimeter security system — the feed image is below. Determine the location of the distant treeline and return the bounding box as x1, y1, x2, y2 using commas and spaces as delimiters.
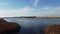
15, 16, 36, 18
3, 16, 60, 18
15, 16, 60, 18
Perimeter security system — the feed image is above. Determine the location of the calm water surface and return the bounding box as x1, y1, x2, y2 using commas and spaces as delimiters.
3, 18, 60, 34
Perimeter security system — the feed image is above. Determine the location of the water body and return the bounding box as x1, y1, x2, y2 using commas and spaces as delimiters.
3, 18, 60, 34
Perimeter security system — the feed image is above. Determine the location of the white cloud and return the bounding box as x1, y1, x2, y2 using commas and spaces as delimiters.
0, 6, 60, 17
43, 7, 51, 10
34, 0, 39, 6
36, 7, 60, 16
31, 0, 39, 6
0, 2, 8, 6
20, 6, 34, 12
0, 6, 34, 17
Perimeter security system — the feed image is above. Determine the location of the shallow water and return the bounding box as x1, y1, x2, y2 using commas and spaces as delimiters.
3, 18, 60, 34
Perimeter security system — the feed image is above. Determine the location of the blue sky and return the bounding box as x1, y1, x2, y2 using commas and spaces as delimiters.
0, 0, 60, 17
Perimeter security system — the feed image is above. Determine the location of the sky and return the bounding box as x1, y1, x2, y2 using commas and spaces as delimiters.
0, 0, 60, 17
